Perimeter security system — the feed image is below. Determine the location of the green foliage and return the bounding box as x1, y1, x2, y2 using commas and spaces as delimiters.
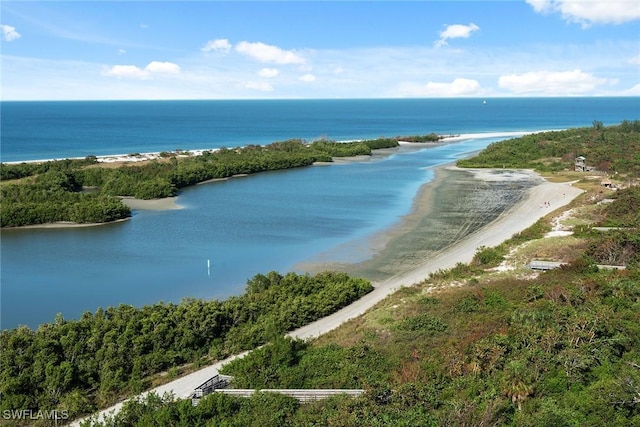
0, 156, 97, 181
508, 218, 552, 245
457, 121, 640, 174
361, 137, 400, 150
309, 140, 371, 157
0, 172, 131, 227
473, 245, 507, 267
396, 314, 448, 333
223, 337, 392, 391
602, 186, 640, 227
0, 271, 372, 420
585, 229, 640, 267
429, 262, 478, 281
92, 389, 301, 427
397, 133, 442, 142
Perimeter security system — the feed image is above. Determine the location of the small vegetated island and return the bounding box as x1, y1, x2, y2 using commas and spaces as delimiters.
0, 134, 441, 228
1, 122, 640, 426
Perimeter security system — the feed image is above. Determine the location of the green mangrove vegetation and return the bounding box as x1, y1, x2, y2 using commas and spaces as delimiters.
0, 271, 372, 422
0, 137, 404, 228
397, 133, 443, 142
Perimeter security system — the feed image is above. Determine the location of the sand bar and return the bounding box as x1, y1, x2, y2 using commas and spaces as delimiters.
120, 196, 183, 210
1, 218, 131, 231
70, 166, 583, 426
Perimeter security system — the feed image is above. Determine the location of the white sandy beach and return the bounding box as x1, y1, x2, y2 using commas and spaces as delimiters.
70, 169, 583, 426
438, 130, 554, 144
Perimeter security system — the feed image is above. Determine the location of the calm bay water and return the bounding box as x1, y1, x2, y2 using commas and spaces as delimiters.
1, 98, 637, 329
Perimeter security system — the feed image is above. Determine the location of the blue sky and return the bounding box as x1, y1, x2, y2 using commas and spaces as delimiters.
1, 1, 639, 100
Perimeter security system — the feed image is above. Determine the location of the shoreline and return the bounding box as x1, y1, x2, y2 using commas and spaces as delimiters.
72, 166, 584, 426
120, 196, 183, 211
2, 130, 543, 166
295, 164, 545, 281
0, 218, 131, 231
1, 197, 182, 231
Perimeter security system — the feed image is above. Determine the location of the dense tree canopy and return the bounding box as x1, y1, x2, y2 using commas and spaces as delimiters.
0, 272, 372, 422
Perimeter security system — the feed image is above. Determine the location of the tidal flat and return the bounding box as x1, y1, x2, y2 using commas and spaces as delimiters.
298, 165, 543, 282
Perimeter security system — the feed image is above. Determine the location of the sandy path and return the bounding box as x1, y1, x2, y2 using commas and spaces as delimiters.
71, 171, 582, 426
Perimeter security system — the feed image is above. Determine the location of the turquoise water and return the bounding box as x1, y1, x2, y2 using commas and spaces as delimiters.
2, 98, 637, 162
1, 98, 638, 329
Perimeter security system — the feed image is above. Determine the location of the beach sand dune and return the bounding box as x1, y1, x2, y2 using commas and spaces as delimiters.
70, 168, 583, 426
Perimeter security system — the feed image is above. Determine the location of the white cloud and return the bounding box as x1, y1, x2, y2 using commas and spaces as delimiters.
526, 0, 552, 13
258, 68, 279, 78
4, 36, 636, 99
235, 41, 305, 64
435, 23, 479, 47
145, 61, 181, 74
629, 55, 640, 65
1, 24, 21, 42
299, 73, 316, 83
526, 0, 640, 26
398, 78, 482, 97
103, 61, 181, 79
244, 81, 274, 92
118, 49, 127, 55
498, 70, 608, 95
624, 83, 640, 96
201, 39, 232, 53
104, 65, 149, 79
425, 78, 481, 96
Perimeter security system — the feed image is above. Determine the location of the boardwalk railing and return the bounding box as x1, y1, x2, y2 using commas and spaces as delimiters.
214, 389, 365, 403
191, 374, 234, 404
190, 374, 365, 405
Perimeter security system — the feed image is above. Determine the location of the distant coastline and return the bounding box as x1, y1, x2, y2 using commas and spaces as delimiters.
2, 97, 635, 164
1, 131, 533, 166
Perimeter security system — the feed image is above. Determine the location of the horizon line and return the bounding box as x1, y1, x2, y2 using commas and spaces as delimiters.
2, 95, 639, 102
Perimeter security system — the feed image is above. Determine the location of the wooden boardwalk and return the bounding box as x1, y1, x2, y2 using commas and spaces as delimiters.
529, 260, 566, 270
213, 389, 365, 403
190, 374, 364, 405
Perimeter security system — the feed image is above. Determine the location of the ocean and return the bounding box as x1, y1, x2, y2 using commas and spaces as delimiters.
1, 97, 637, 329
